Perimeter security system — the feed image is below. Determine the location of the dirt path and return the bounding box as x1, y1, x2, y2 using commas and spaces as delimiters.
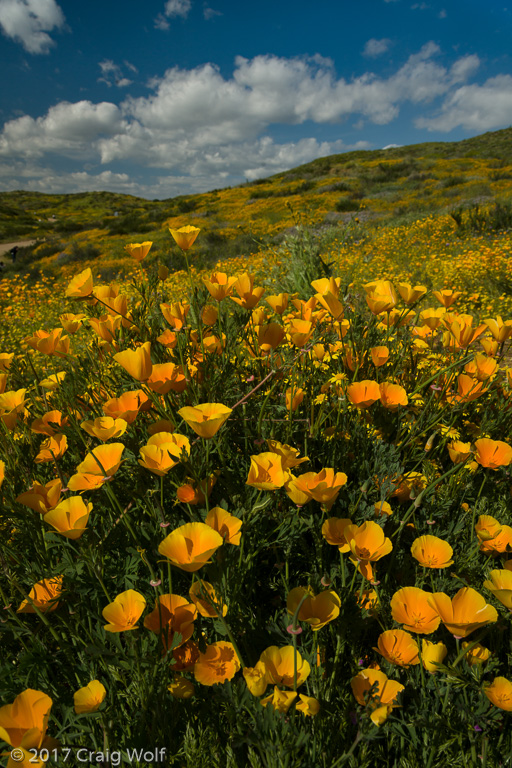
0, 239, 37, 257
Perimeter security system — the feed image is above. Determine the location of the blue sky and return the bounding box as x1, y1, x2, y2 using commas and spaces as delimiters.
0, 0, 511, 199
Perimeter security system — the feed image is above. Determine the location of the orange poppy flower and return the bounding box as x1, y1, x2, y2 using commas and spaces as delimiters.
260, 687, 298, 713
189, 580, 227, 618
287, 587, 341, 630
170, 225, 200, 251
410, 535, 453, 568
447, 440, 472, 464
160, 300, 190, 330
428, 587, 498, 638
0, 352, 14, 371
351, 668, 404, 725
103, 389, 149, 424
68, 443, 125, 491
230, 273, 265, 310
321, 517, 353, 552
0, 459, 4, 488
73, 681, 106, 714
158, 522, 223, 572
433, 289, 461, 308
18, 576, 63, 614
285, 386, 304, 411
390, 587, 441, 634
138, 432, 190, 476
265, 293, 289, 315
102, 590, 146, 632
374, 501, 393, 517
296, 694, 321, 717
347, 380, 381, 408
144, 594, 197, 651
464, 353, 498, 382
364, 280, 398, 314
475, 515, 512, 555
203, 271, 238, 301
59, 312, 85, 334
474, 438, 512, 470
259, 646, 310, 688
81, 416, 128, 441
421, 640, 447, 674
43, 496, 93, 539
172, 640, 200, 670
286, 318, 315, 348
16, 479, 62, 514
88, 313, 122, 344
194, 641, 240, 686
178, 403, 232, 439
114, 341, 152, 381
0, 688, 53, 757
293, 468, 348, 510
124, 241, 152, 261
266, 440, 309, 472
31, 410, 68, 436
65, 267, 94, 298
462, 642, 491, 666
483, 569, 512, 610
370, 346, 389, 367
25, 328, 70, 357
204, 507, 242, 545
246, 452, 287, 490
243, 662, 269, 696
484, 316, 512, 343
379, 382, 408, 410
484, 677, 512, 711
0, 388, 27, 430
419, 306, 445, 330
397, 283, 427, 304
35, 433, 68, 464
345, 521, 393, 579
374, 629, 420, 667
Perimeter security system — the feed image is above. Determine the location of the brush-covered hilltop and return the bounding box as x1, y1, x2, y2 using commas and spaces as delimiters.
1, 126, 512, 345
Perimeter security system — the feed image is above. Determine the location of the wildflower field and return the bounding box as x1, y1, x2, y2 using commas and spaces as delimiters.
1, 130, 512, 768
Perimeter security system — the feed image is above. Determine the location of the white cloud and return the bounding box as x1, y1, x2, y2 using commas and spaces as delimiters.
203, 4, 221, 20
363, 38, 392, 58
155, 0, 191, 28
0, 46, 505, 196
416, 74, 512, 131
98, 60, 133, 88
0, 0, 65, 53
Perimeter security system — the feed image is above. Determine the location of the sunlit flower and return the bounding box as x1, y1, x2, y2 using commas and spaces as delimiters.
260, 687, 297, 713
0, 688, 53, 761
447, 440, 472, 464
351, 668, 404, 725
65, 268, 94, 298
246, 452, 287, 490
243, 662, 269, 697
35, 433, 68, 464
113, 341, 152, 381
124, 241, 152, 261
266, 440, 309, 471
43, 497, 93, 539
170, 225, 200, 251
287, 587, 341, 630
296, 694, 321, 717
375, 629, 419, 667
285, 386, 304, 411
410, 535, 453, 568
475, 515, 512, 555
204, 507, 242, 545
73, 681, 106, 714
160, 301, 190, 330
374, 501, 393, 518
15, 479, 62, 515
347, 380, 381, 409
345, 521, 392, 579
259, 646, 310, 688
379, 382, 408, 410
31, 410, 68, 436
483, 569, 512, 610
103, 389, 149, 424
433, 289, 462, 308
178, 402, 232, 438
474, 438, 512, 470
81, 416, 128, 441
370, 346, 389, 367
397, 283, 427, 304
286, 318, 314, 348
144, 594, 197, 651
265, 293, 289, 315
421, 640, 447, 674
484, 677, 512, 711
203, 271, 237, 301
428, 587, 497, 638
18, 576, 63, 614
390, 587, 441, 634
68, 443, 125, 491
321, 517, 353, 552
364, 280, 398, 314
462, 642, 491, 666
230, 273, 265, 309
102, 590, 146, 632
189, 580, 227, 618
158, 522, 223, 572
194, 641, 240, 685
138, 432, 190, 476
291, 468, 347, 510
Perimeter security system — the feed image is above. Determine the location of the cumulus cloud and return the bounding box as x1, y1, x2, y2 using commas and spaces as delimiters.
363, 38, 392, 58
0, 45, 503, 196
155, 0, 191, 29
98, 60, 135, 88
416, 74, 512, 132
0, 0, 65, 53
